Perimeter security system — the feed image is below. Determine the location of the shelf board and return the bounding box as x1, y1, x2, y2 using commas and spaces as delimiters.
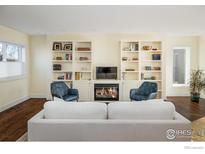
142, 70, 162, 73
142, 60, 161, 62
74, 79, 92, 81
75, 60, 92, 63
75, 51, 92, 53
122, 51, 139, 53
122, 71, 139, 73
122, 60, 139, 63
140, 50, 162, 53
75, 71, 92, 73
52, 51, 73, 53
53, 80, 73, 82
141, 80, 162, 82
53, 70, 73, 73
52, 60, 72, 63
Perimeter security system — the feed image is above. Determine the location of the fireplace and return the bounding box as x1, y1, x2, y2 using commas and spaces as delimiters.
94, 84, 119, 101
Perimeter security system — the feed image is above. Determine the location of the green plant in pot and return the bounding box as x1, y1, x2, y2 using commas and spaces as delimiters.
190, 70, 205, 103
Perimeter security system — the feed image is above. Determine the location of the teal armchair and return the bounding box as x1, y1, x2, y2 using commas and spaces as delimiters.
130, 82, 158, 101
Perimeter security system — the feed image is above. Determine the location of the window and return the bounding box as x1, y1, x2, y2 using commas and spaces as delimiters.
173, 47, 190, 87
6, 44, 19, 61
0, 42, 26, 80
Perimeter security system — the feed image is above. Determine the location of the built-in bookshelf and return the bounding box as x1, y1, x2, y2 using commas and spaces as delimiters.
120, 40, 162, 98
52, 41, 92, 86
120, 41, 139, 80
74, 41, 92, 81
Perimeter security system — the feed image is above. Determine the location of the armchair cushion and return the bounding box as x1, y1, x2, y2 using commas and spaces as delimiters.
68, 88, 79, 96
147, 92, 158, 100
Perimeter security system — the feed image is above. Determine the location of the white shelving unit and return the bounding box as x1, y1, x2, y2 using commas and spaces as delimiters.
51, 40, 162, 101
120, 40, 163, 99
52, 41, 93, 88
74, 41, 93, 81
120, 41, 140, 81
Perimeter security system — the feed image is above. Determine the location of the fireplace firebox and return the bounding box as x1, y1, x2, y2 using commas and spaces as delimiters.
94, 84, 119, 101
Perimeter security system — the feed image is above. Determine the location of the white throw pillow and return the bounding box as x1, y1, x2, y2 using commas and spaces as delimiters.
108, 101, 175, 120
53, 97, 65, 102
44, 101, 107, 119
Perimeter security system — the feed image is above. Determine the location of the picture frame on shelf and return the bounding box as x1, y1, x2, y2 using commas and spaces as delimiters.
53, 64, 62, 71
152, 54, 161, 60
63, 43, 72, 51
53, 42, 62, 51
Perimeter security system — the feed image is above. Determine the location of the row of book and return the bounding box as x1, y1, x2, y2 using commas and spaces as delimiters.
57, 72, 72, 80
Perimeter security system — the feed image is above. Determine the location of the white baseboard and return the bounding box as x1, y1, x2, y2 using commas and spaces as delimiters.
0, 96, 29, 112
30, 93, 46, 98
166, 94, 190, 97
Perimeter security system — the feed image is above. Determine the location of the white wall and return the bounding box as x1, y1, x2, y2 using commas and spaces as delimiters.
199, 36, 205, 98
30, 35, 47, 98
165, 36, 199, 96
0, 25, 30, 111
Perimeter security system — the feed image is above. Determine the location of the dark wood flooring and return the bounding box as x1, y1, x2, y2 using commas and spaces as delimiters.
0, 97, 205, 141
167, 96, 205, 121
0, 98, 46, 141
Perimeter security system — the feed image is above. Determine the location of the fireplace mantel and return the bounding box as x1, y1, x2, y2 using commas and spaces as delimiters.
73, 80, 138, 101
91, 80, 122, 84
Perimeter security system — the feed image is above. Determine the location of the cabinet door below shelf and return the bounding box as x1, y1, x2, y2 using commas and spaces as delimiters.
122, 80, 139, 101
73, 81, 91, 101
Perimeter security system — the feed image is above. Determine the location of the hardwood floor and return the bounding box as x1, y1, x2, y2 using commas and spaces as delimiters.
167, 96, 205, 121
0, 97, 205, 141
0, 98, 46, 141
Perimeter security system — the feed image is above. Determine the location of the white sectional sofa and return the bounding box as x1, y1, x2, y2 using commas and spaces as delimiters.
28, 101, 191, 141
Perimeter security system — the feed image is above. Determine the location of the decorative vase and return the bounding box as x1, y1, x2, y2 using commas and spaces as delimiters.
191, 92, 200, 103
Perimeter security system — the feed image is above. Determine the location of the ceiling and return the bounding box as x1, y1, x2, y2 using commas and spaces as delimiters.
0, 5, 205, 35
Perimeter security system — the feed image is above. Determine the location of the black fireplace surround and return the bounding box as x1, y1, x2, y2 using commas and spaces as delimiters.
94, 84, 119, 101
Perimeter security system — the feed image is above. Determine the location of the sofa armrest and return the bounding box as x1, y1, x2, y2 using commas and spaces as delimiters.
174, 112, 191, 123
28, 110, 44, 123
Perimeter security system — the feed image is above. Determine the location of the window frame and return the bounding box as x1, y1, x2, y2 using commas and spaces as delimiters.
0, 41, 26, 81
172, 46, 191, 87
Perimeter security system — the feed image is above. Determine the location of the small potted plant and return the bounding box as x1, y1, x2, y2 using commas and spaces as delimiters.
190, 70, 205, 103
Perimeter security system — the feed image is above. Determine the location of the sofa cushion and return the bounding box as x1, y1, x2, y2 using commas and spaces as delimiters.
108, 102, 175, 120
44, 101, 107, 119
